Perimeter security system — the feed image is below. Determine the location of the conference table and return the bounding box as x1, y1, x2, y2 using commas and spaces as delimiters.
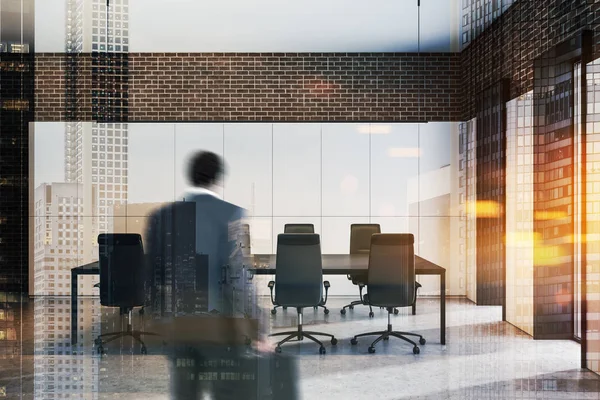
248, 254, 446, 345
71, 254, 446, 346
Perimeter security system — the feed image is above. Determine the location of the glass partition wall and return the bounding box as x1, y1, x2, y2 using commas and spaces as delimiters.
31, 122, 463, 297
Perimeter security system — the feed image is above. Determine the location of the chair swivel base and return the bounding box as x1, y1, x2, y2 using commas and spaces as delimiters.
341, 299, 373, 317
350, 320, 425, 354
341, 301, 399, 318
272, 304, 329, 315
270, 330, 337, 354
271, 305, 287, 315
94, 330, 160, 355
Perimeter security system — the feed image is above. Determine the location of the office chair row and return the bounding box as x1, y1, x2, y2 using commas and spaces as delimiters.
267, 225, 425, 355
269, 224, 422, 317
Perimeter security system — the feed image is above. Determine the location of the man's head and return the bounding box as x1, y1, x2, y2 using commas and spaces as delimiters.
187, 151, 224, 188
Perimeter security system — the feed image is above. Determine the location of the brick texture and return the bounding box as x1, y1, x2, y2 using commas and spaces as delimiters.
461, 0, 600, 120
35, 52, 462, 122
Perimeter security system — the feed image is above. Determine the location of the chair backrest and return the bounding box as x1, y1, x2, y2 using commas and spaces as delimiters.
367, 233, 415, 307
274, 233, 323, 306
350, 224, 381, 254
98, 233, 146, 308
284, 224, 315, 234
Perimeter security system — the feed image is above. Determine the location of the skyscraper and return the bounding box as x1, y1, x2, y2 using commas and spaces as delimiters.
0, 0, 35, 296
64, 0, 130, 264
31, 2, 131, 398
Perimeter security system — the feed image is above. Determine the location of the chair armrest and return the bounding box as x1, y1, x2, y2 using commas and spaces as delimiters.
267, 280, 276, 305
413, 281, 422, 304
322, 281, 331, 305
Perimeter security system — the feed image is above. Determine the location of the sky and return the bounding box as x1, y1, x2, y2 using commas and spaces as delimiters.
35, 0, 460, 52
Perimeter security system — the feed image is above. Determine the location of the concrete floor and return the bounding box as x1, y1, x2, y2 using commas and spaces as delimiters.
10, 296, 600, 399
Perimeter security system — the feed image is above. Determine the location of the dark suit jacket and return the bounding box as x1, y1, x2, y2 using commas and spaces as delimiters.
146, 193, 245, 315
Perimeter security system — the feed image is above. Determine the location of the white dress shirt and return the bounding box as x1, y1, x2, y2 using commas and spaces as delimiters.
181, 186, 222, 200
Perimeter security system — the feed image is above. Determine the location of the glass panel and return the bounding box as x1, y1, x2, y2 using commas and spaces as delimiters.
223, 124, 272, 216
370, 123, 419, 217
321, 123, 369, 217
505, 92, 534, 336
585, 57, 600, 373
128, 123, 175, 205
272, 124, 321, 217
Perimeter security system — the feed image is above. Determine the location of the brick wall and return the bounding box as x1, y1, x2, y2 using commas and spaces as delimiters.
461, 0, 600, 119
35, 52, 462, 122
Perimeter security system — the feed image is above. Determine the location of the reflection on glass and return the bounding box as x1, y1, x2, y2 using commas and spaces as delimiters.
584, 58, 600, 371
505, 92, 534, 336
459, 119, 477, 302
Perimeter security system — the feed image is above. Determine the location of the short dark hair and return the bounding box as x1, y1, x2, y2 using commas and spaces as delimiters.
188, 151, 224, 187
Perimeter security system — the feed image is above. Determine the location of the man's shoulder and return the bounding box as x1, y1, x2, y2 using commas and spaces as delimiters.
185, 195, 245, 216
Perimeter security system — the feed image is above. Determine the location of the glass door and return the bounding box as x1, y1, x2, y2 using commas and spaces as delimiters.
574, 61, 582, 340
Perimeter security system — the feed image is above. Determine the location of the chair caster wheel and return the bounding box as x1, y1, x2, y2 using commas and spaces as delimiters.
350, 338, 358, 345
275, 346, 282, 354
383, 336, 389, 341
368, 346, 376, 354
369, 312, 374, 318
393, 308, 399, 315
271, 309, 277, 315
314, 306, 318, 310
419, 338, 426, 345
413, 346, 420, 354
331, 338, 338, 346
340, 309, 346, 315
319, 346, 326, 355
141, 346, 147, 355
380, 307, 384, 309
324, 308, 329, 315
349, 305, 354, 310
283, 306, 287, 310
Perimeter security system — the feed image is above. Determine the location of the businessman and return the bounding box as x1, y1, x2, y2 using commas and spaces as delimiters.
146, 151, 297, 400
181, 151, 245, 314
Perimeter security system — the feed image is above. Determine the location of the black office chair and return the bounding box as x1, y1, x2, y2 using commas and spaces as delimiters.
268, 233, 337, 354
94, 234, 159, 355
283, 223, 315, 234
350, 234, 426, 354
341, 224, 422, 317
340, 224, 379, 317
269, 223, 330, 315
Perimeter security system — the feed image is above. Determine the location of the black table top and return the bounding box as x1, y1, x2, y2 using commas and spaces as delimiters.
248, 254, 445, 275
74, 255, 446, 276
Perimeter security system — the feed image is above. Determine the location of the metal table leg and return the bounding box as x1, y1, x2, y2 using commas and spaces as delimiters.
441, 271, 446, 345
